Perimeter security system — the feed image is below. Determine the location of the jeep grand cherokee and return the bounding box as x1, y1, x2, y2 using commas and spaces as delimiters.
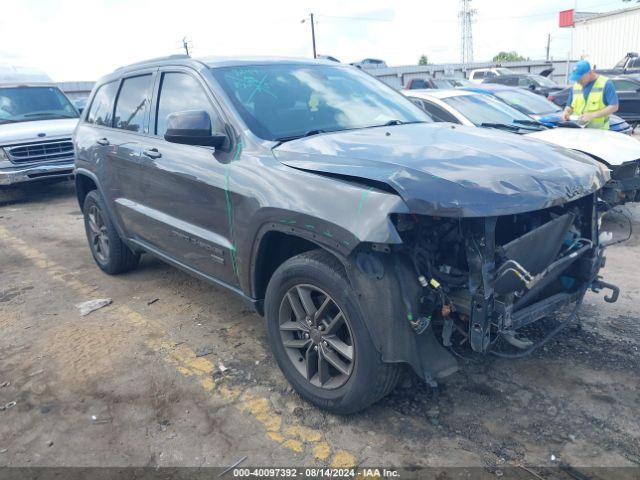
73, 55, 618, 413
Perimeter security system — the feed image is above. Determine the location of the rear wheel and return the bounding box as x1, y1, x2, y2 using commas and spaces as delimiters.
82, 190, 140, 274
265, 250, 399, 413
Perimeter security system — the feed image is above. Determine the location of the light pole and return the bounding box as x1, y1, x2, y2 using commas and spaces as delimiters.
301, 13, 317, 58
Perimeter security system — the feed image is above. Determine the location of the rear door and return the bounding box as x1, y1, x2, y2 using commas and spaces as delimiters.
135, 68, 237, 285
106, 71, 156, 238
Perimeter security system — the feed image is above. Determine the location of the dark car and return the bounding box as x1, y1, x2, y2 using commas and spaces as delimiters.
467, 83, 632, 134
484, 73, 565, 98
597, 52, 640, 76
550, 75, 640, 126
73, 55, 617, 413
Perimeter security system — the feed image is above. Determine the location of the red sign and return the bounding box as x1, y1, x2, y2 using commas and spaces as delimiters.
559, 9, 575, 28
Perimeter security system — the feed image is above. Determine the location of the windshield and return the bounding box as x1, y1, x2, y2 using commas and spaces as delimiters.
447, 78, 472, 87
209, 64, 430, 141
531, 75, 557, 87
0, 86, 78, 124
492, 89, 560, 115
442, 94, 536, 126
433, 80, 450, 88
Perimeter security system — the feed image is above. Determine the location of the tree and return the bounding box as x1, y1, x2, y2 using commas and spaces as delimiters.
492, 51, 528, 63
418, 55, 429, 65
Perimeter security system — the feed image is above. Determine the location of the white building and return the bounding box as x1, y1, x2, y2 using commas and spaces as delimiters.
573, 5, 640, 69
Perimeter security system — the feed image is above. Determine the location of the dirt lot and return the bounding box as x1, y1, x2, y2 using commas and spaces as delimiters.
1, 180, 639, 478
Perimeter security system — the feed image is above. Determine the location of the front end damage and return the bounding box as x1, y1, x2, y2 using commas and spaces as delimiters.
348, 193, 619, 384
601, 159, 640, 205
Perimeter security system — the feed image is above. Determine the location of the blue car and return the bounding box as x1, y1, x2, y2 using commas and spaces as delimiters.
463, 83, 633, 134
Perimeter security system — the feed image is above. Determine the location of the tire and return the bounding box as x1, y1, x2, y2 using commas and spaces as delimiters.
82, 190, 140, 275
265, 249, 399, 414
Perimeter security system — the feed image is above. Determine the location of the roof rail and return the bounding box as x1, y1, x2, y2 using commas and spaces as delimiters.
115, 54, 190, 71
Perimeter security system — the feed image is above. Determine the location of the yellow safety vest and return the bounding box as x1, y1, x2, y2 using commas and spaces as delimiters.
571, 75, 610, 130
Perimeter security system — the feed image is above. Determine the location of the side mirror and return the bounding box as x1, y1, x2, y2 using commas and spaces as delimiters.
164, 110, 227, 148
528, 84, 537, 90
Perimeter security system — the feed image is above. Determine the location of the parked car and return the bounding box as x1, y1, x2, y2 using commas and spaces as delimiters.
1, 66, 79, 186
467, 67, 514, 83
550, 75, 640, 126
350, 58, 387, 69
74, 55, 617, 413
405, 77, 472, 89
596, 52, 640, 75
467, 83, 632, 134
483, 73, 565, 98
405, 88, 640, 204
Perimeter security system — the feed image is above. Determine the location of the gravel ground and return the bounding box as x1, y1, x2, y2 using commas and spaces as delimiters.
0, 180, 639, 478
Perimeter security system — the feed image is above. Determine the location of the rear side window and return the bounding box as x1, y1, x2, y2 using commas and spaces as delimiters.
409, 79, 429, 89
416, 99, 460, 123
517, 77, 534, 87
114, 74, 153, 132
86, 81, 118, 126
155, 72, 223, 136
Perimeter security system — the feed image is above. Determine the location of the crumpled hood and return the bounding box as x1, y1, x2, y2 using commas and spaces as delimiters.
526, 127, 640, 166
273, 123, 608, 217
0, 118, 78, 145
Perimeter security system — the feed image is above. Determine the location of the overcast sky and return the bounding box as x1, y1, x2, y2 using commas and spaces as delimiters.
0, 0, 632, 81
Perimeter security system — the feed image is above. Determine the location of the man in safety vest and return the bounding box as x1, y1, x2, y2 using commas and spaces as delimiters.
561, 60, 618, 129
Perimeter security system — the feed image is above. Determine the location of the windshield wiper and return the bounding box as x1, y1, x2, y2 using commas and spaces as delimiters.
480, 122, 521, 131
513, 119, 544, 127
273, 129, 327, 146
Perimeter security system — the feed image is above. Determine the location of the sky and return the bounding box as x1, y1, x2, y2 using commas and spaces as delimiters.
0, 0, 633, 81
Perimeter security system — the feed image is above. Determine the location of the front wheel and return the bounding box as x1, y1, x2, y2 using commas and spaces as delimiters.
265, 250, 399, 413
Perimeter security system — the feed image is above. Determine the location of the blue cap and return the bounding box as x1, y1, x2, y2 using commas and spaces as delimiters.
570, 60, 591, 82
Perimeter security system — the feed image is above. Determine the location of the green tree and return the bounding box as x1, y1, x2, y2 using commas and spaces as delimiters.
418, 55, 429, 65
492, 51, 528, 63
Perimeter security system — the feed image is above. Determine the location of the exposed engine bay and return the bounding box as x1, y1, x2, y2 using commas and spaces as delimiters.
391, 193, 620, 357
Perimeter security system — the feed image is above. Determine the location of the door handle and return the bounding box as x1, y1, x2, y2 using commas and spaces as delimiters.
96, 138, 110, 146
143, 148, 162, 159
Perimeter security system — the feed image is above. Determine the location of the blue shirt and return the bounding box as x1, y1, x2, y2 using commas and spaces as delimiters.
566, 77, 619, 108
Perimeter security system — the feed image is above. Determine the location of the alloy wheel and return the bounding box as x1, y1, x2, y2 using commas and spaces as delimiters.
278, 284, 355, 389
87, 204, 109, 264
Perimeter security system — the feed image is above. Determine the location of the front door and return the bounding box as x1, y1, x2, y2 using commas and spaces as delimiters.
135, 69, 237, 286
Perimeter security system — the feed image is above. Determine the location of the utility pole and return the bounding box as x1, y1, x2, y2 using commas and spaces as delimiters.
310, 13, 317, 59
301, 14, 317, 58
546, 33, 551, 61
458, 0, 476, 70
182, 37, 190, 56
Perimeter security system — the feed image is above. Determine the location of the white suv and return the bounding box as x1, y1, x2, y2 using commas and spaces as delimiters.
467, 67, 514, 83
0, 66, 79, 186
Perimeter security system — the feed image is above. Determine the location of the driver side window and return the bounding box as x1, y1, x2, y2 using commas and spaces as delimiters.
155, 72, 223, 137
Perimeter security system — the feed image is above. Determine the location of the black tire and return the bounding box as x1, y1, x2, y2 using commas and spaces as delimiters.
82, 190, 140, 275
265, 249, 400, 414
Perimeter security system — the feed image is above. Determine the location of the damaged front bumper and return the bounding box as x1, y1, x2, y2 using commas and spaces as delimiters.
348, 193, 619, 385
